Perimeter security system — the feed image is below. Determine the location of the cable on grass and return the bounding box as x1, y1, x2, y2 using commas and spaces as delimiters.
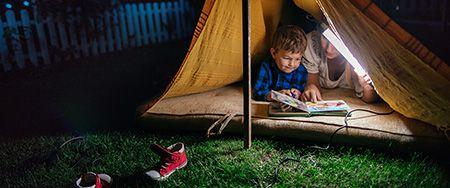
45, 136, 85, 165
267, 108, 394, 187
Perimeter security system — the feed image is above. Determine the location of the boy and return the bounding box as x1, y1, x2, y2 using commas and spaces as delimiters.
253, 25, 308, 101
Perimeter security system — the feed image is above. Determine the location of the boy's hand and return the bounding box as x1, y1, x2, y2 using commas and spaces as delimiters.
266, 93, 273, 101
301, 84, 323, 102
290, 88, 301, 99
278, 89, 296, 111
279, 89, 293, 97
280, 104, 292, 112
267, 89, 302, 111
265, 89, 295, 101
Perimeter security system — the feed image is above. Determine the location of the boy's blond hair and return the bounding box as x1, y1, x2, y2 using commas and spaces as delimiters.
271, 25, 307, 54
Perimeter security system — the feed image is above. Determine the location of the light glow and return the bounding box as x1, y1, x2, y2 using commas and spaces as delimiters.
322, 28, 366, 76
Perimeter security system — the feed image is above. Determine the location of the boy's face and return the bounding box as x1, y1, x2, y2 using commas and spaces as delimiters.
270, 48, 302, 74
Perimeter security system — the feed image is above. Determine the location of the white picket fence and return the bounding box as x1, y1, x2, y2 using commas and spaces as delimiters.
0, 0, 195, 72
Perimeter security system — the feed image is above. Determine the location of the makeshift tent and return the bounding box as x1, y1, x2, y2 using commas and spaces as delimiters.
139, 0, 450, 150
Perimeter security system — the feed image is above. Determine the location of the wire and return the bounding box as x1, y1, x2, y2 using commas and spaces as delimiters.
310, 108, 394, 150
267, 108, 394, 187
45, 136, 85, 164
266, 157, 303, 188
59, 136, 84, 149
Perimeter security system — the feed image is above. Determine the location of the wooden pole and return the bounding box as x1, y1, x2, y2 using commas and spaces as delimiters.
243, 0, 252, 149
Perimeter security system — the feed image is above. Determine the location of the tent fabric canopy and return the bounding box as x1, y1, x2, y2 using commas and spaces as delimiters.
348, 0, 450, 80
318, 0, 449, 132
147, 0, 449, 134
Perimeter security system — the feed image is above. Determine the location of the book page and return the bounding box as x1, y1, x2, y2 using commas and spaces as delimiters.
306, 100, 350, 112
270, 90, 308, 112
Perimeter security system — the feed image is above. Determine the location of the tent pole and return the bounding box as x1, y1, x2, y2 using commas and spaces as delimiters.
243, 0, 252, 149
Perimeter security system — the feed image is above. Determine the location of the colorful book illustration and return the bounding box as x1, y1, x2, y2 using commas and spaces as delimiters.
269, 90, 350, 117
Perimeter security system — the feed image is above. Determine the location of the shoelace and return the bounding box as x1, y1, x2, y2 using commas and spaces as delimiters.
159, 155, 178, 174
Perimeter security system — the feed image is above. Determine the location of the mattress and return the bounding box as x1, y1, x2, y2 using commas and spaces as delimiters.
140, 84, 448, 151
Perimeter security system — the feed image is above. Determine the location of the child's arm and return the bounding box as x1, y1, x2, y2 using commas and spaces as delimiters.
253, 62, 273, 101
301, 50, 322, 102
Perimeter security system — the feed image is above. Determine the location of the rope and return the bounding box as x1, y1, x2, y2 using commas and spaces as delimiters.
206, 113, 236, 137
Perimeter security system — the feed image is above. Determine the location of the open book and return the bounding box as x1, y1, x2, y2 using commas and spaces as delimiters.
268, 90, 350, 117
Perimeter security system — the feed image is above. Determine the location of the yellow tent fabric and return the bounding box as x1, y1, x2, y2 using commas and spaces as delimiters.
160, 0, 268, 98
149, 0, 449, 133
317, 0, 449, 132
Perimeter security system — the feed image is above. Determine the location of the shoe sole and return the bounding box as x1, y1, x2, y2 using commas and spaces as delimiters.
155, 160, 188, 181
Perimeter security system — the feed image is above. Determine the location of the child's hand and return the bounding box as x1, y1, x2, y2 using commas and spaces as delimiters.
290, 88, 301, 99
301, 84, 322, 102
280, 103, 292, 112
357, 73, 372, 87
278, 89, 293, 97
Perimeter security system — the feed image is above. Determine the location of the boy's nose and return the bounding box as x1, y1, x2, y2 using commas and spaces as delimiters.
288, 60, 296, 66
287, 61, 293, 67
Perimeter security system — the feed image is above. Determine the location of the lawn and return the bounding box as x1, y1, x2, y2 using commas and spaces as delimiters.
0, 39, 448, 187
1, 132, 449, 187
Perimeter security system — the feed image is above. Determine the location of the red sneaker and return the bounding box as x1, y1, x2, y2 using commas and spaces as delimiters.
145, 142, 188, 181
76, 172, 112, 188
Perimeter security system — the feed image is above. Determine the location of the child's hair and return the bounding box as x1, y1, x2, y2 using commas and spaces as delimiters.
271, 25, 307, 54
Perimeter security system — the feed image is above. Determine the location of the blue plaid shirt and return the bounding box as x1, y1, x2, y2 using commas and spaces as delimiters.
253, 58, 308, 101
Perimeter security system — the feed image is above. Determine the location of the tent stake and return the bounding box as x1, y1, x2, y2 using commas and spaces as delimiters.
243, 0, 252, 149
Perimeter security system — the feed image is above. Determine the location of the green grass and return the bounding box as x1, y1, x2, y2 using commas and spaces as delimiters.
1, 132, 449, 187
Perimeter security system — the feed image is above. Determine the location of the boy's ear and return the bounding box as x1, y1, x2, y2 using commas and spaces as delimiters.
270, 48, 276, 59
